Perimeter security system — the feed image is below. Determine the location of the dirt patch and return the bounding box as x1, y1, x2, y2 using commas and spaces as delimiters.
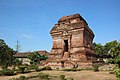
41, 70, 116, 80
0, 70, 116, 80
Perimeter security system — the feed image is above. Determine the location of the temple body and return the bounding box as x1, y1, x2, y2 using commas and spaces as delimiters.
46, 14, 95, 68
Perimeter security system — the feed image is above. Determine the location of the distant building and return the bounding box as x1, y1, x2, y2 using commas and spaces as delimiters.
44, 14, 95, 68
14, 50, 49, 65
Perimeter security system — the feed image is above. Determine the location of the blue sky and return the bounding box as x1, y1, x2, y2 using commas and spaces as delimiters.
0, 0, 120, 52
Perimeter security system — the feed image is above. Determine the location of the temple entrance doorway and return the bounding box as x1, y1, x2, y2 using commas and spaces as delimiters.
64, 40, 68, 52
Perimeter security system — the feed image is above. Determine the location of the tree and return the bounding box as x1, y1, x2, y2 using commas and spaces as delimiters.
27, 52, 48, 64
108, 42, 120, 68
93, 41, 119, 57
93, 42, 104, 56
0, 39, 16, 68
104, 40, 118, 55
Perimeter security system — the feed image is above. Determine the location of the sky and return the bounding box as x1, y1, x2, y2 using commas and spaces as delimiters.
0, 0, 120, 52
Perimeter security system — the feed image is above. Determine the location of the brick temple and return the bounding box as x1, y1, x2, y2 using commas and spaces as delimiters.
44, 14, 95, 68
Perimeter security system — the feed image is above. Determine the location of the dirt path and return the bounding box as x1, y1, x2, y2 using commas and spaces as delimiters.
0, 70, 116, 80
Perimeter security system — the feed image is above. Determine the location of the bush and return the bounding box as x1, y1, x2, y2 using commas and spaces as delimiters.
34, 65, 39, 71
19, 76, 27, 80
30, 61, 34, 65
93, 64, 99, 71
35, 68, 42, 72
18, 66, 26, 73
38, 73, 49, 79
1, 64, 8, 69
63, 68, 81, 71
27, 65, 41, 71
71, 68, 77, 71
115, 68, 120, 80
27, 65, 35, 70
0, 69, 14, 76
0, 72, 2, 76
60, 75, 65, 80
66, 78, 74, 80
41, 66, 52, 70
9, 78, 16, 80
63, 69, 71, 71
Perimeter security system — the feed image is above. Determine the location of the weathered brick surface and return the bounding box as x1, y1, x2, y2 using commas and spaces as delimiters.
46, 14, 95, 68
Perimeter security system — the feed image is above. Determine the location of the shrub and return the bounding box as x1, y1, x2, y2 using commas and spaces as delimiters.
63, 69, 71, 71
109, 71, 114, 74
60, 75, 65, 80
19, 75, 27, 80
29, 61, 34, 65
1, 63, 8, 69
56, 67, 59, 69
63, 68, 81, 71
38, 73, 49, 79
27, 65, 41, 71
0, 71, 2, 76
0, 69, 14, 76
71, 68, 77, 71
18, 66, 26, 73
115, 68, 120, 80
66, 78, 74, 80
9, 78, 16, 80
93, 64, 99, 71
34, 65, 39, 71
41, 66, 52, 70
35, 68, 42, 72
27, 65, 35, 70
45, 66, 52, 70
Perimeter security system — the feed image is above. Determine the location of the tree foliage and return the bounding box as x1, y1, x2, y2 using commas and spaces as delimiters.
104, 40, 118, 55
108, 42, 120, 68
93, 42, 104, 56
93, 40, 120, 68
0, 39, 16, 68
27, 52, 48, 64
